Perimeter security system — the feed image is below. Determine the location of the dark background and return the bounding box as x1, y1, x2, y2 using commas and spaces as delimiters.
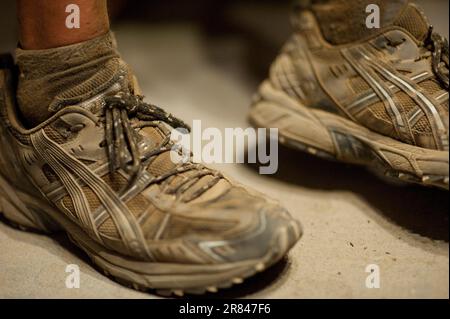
1, 0, 448, 79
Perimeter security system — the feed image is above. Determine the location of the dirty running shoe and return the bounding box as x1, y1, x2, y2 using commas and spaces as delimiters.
0, 53, 301, 296
249, 0, 449, 189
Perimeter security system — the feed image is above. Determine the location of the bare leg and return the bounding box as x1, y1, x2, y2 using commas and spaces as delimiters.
17, 0, 109, 49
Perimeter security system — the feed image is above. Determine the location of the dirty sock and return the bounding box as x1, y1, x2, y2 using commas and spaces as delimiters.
302, 0, 429, 45
16, 32, 130, 127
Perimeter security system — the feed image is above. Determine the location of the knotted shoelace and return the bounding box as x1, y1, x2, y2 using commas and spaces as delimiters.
425, 26, 449, 90
103, 93, 222, 202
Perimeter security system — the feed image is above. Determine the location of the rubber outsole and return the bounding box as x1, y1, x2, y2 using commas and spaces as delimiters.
249, 81, 449, 190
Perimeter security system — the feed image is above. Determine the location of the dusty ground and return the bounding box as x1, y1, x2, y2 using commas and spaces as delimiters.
0, 1, 448, 298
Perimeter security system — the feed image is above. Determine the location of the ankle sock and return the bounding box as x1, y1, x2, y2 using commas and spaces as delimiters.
307, 0, 428, 45
16, 32, 129, 127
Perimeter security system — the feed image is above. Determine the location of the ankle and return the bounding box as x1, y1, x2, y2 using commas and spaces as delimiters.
15, 32, 127, 127
309, 0, 409, 45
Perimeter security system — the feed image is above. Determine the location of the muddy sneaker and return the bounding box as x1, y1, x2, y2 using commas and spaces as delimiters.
249, 0, 449, 189
0, 53, 301, 296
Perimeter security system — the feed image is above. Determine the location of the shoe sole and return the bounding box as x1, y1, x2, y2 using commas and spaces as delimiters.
249, 81, 449, 190
0, 172, 302, 296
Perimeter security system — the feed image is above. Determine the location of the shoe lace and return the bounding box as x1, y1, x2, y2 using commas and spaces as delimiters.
424, 26, 449, 89
102, 93, 222, 202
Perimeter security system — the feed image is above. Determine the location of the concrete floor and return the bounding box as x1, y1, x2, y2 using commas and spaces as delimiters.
0, 1, 448, 298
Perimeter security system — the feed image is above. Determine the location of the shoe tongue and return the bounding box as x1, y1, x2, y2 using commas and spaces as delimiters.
53, 57, 134, 115
393, 3, 430, 41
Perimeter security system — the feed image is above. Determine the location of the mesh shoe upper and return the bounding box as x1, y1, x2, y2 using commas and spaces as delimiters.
269, 2, 449, 151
